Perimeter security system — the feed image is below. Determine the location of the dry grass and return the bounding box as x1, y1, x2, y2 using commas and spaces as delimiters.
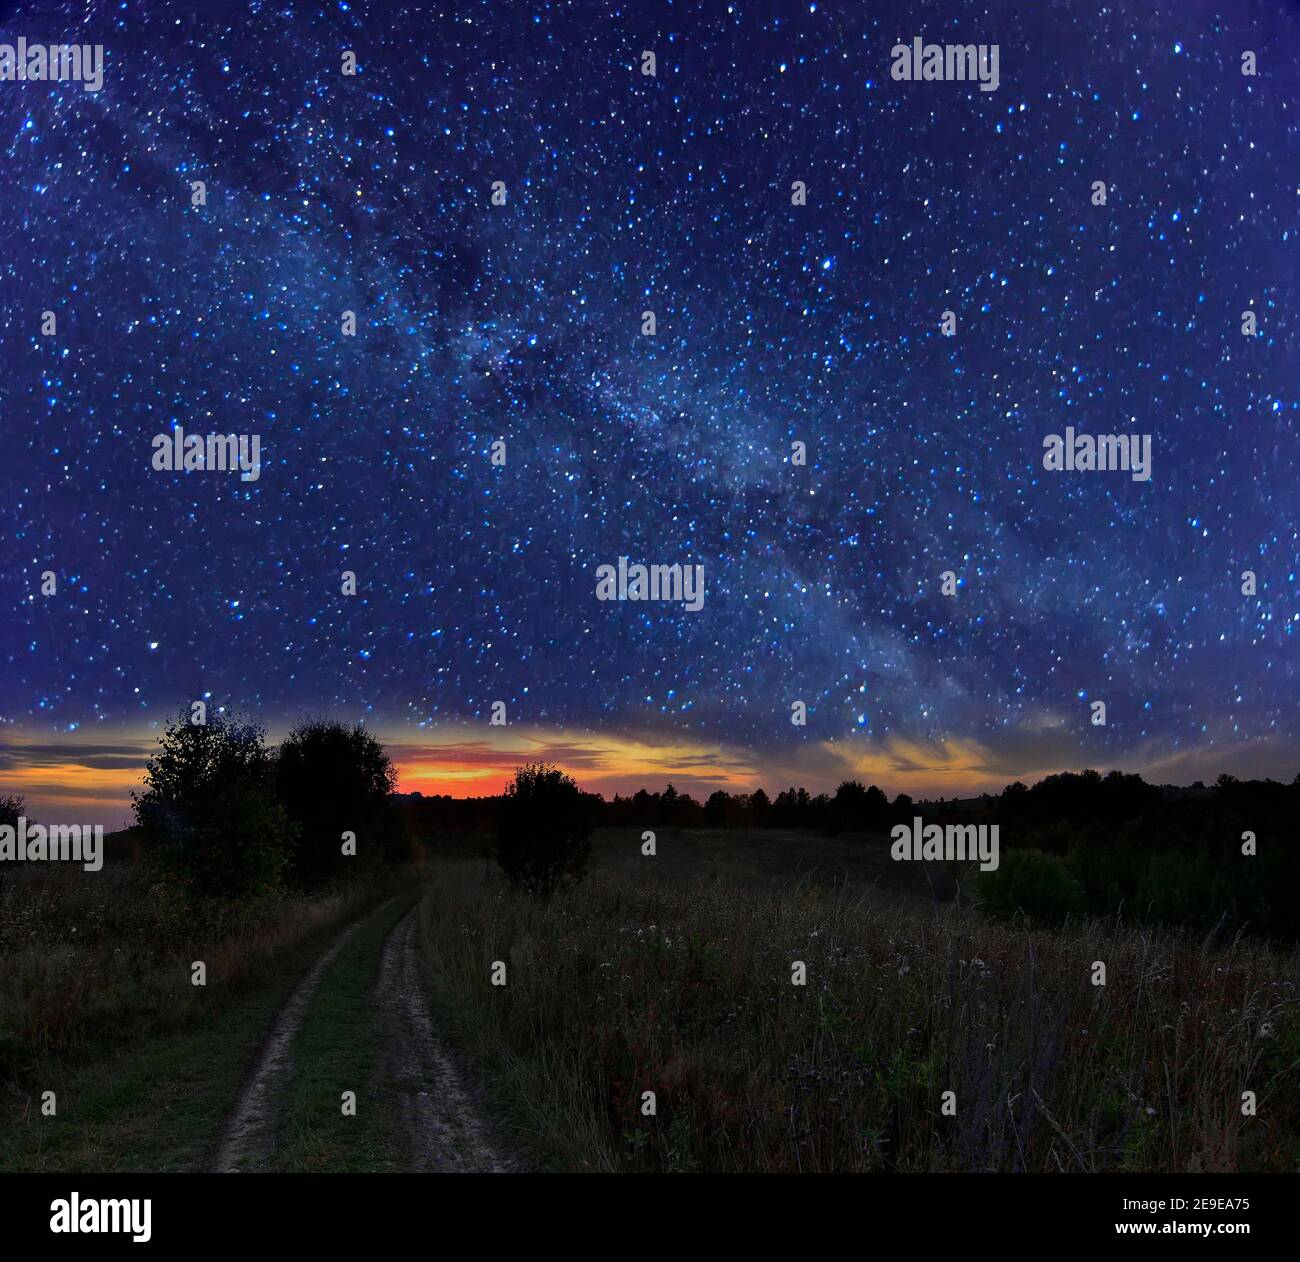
416, 858, 1300, 1172
0, 857, 378, 1061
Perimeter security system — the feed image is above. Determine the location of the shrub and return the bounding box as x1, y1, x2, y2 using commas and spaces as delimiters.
978, 847, 1086, 926
275, 719, 405, 887
132, 708, 293, 900
0, 795, 27, 882
494, 763, 592, 898
0, 795, 26, 829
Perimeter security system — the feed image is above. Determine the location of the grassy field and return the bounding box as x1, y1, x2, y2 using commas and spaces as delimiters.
3, 825, 1297, 1173
441, 823, 961, 902
591, 825, 942, 895
415, 827, 1300, 1172
0, 853, 402, 1171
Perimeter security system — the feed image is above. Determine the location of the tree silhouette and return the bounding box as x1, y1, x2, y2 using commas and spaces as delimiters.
495, 763, 592, 898
0, 795, 26, 829
275, 719, 404, 886
132, 708, 292, 899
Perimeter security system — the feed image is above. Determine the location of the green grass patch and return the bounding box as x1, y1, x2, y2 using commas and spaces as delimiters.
0, 896, 391, 1173
269, 891, 425, 1172
412, 844, 1300, 1173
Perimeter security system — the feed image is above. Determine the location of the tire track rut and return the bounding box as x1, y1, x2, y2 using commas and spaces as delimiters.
211, 912, 372, 1172
376, 903, 518, 1172
212, 894, 517, 1173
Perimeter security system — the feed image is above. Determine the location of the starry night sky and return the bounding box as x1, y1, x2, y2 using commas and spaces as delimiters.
1, 0, 1298, 822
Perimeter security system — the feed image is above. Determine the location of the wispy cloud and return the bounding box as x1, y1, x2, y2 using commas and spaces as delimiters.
0, 735, 157, 827
2, 721, 1292, 832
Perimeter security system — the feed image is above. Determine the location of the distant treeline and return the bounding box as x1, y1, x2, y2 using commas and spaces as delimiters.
8, 742, 1295, 939
402, 769, 1300, 940
402, 769, 1247, 837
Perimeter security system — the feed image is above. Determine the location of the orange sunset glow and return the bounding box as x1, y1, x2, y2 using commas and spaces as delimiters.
3, 723, 1290, 831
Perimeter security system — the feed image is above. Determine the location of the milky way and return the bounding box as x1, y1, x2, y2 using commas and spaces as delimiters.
2, 1, 1297, 788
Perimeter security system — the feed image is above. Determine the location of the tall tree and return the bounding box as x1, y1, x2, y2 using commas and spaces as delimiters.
495, 763, 592, 898
275, 719, 404, 886
133, 709, 292, 899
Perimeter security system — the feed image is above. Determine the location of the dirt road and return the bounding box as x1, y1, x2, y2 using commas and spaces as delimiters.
212, 894, 514, 1173
376, 906, 516, 1172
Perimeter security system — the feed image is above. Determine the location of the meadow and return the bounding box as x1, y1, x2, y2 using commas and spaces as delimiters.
2, 824, 1297, 1172
415, 826, 1300, 1172
0, 843, 403, 1171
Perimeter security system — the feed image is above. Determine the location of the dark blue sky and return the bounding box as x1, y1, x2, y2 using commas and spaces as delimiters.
1, 0, 1297, 821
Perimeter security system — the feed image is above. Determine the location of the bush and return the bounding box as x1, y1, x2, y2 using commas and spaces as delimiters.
494, 763, 592, 898
132, 709, 293, 900
0, 795, 27, 882
275, 719, 405, 887
0, 795, 26, 829
978, 848, 1086, 926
